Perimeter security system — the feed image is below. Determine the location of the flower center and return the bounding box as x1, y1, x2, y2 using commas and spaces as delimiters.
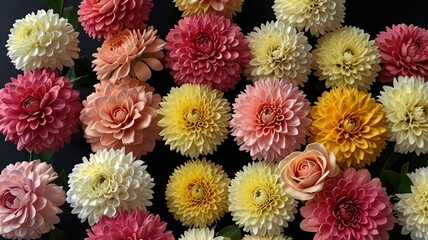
343, 50, 354, 62
113, 108, 127, 123
21, 94, 40, 112
335, 199, 360, 224
190, 185, 205, 200
186, 108, 201, 123
343, 118, 357, 132
195, 32, 212, 47
258, 106, 283, 127
253, 187, 268, 206
0, 191, 15, 209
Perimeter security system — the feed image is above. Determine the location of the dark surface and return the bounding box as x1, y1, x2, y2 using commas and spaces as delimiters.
0, 0, 427, 239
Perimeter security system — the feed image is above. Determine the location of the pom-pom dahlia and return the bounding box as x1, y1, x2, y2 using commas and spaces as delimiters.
166, 158, 230, 228
230, 78, 311, 162
157, 84, 230, 158
395, 167, 428, 240
178, 228, 223, 240
174, 0, 244, 18
312, 26, 381, 91
378, 76, 428, 155
242, 234, 292, 240
245, 21, 312, 86
165, 14, 249, 91
0, 68, 81, 154
310, 86, 388, 169
229, 161, 297, 236
300, 168, 396, 240
78, 0, 153, 40
86, 209, 174, 240
273, 0, 345, 37
375, 24, 428, 82
92, 27, 165, 84
67, 148, 154, 226
6, 9, 80, 71
0, 160, 66, 239
80, 76, 160, 159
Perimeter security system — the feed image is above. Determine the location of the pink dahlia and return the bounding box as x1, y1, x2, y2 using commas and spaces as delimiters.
230, 78, 311, 162
375, 24, 428, 82
86, 209, 174, 240
300, 168, 396, 240
80, 76, 161, 159
165, 14, 249, 92
78, 0, 153, 40
0, 68, 82, 153
0, 160, 66, 239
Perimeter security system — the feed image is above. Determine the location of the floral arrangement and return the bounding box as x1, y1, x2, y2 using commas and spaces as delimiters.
0, 0, 427, 240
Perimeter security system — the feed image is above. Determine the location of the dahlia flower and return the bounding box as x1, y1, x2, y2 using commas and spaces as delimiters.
67, 148, 154, 226
165, 158, 230, 228
375, 24, 428, 82
173, 0, 243, 18
229, 161, 297, 236
245, 21, 312, 86
6, 9, 79, 71
80, 77, 160, 159
165, 14, 249, 91
178, 228, 224, 240
378, 76, 428, 155
300, 168, 396, 240
230, 78, 311, 162
273, 0, 345, 37
242, 234, 292, 240
86, 209, 174, 240
0, 160, 66, 239
396, 167, 428, 240
312, 26, 381, 91
310, 86, 388, 169
0, 68, 81, 153
157, 84, 230, 158
92, 27, 165, 84
78, 0, 153, 40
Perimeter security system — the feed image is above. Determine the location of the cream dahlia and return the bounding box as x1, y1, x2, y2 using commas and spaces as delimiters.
67, 148, 154, 226
229, 161, 297, 236
378, 76, 428, 155
245, 21, 312, 86
6, 9, 80, 71
174, 0, 243, 18
165, 14, 249, 91
312, 26, 381, 91
230, 78, 311, 162
178, 228, 224, 240
242, 234, 292, 240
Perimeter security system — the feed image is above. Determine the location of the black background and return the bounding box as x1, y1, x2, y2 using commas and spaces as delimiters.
0, 0, 427, 239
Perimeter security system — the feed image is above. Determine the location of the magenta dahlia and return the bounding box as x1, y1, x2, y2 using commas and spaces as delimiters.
230, 78, 311, 162
300, 168, 396, 240
375, 24, 428, 82
78, 0, 153, 40
86, 209, 174, 240
165, 14, 249, 92
0, 69, 81, 153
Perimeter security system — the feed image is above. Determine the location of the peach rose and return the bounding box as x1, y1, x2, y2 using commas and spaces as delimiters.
278, 142, 340, 201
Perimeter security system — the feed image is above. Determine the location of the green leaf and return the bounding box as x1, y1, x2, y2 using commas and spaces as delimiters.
64, 7, 79, 29
66, 68, 76, 79
40, 150, 54, 164
71, 75, 97, 89
382, 169, 400, 189
45, 0, 64, 16
398, 162, 412, 194
53, 169, 67, 187
216, 225, 241, 240
73, 56, 94, 77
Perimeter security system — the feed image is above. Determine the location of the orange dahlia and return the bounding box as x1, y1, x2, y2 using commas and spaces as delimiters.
310, 86, 388, 169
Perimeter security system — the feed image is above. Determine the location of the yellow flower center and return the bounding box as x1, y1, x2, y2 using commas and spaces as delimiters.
343, 117, 357, 133
253, 187, 269, 206
191, 185, 206, 200
186, 108, 201, 123
343, 50, 354, 63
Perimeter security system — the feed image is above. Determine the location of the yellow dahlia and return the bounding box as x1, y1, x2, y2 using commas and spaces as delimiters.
157, 84, 230, 158
312, 26, 381, 91
228, 162, 297, 236
178, 228, 224, 240
244, 21, 312, 87
310, 86, 388, 169
165, 158, 230, 228
173, 0, 244, 18
242, 234, 293, 240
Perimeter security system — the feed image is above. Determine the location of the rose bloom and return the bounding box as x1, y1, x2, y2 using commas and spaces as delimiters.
278, 142, 340, 201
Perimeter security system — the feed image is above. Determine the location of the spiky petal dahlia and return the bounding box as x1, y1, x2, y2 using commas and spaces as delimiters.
395, 167, 428, 240
245, 21, 312, 86
165, 14, 249, 92
312, 26, 381, 91
6, 9, 79, 71
178, 228, 224, 240
80, 76, 160, 159
229, 161, 297, 236
78, 0, 153, 40
92, 27, 165, 84
166, 158, 230, 228
300, 168, 396, 240
273, 0, 345, 37
378, 76, 428, 155
230, 78, 311, 162
310, 86, 388, 169
0, 68, 81, 153
242, 235, 292, 240
375, 24, 428, 83
157, 84, 230, 158
173, 0, 244, 18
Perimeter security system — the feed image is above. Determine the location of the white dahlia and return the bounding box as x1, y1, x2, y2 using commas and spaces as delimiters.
378, 76, 428, 155
178, 228, 224, 240
242, 234, 293, 240
66, 148, 154, 226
